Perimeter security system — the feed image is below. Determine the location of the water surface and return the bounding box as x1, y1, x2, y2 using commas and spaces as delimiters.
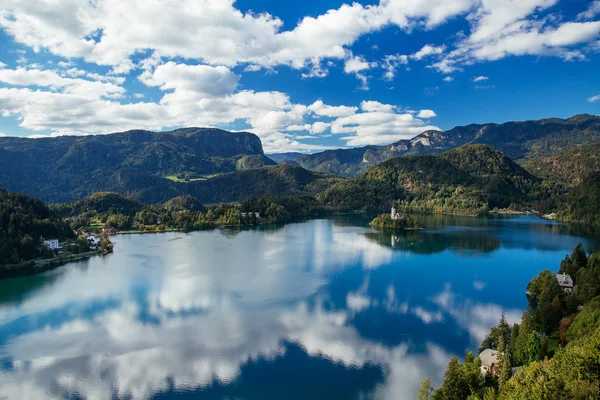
0, 215, 597, 399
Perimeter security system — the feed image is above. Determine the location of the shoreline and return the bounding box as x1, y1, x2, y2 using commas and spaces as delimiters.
0, 249, 110, 281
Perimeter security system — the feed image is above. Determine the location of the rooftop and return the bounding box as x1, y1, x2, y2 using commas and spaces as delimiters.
556, 273, 574, 288
479, 349, 500, 367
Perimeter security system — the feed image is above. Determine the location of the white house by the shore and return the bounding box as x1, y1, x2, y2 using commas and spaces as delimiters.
44, 239, 59, 250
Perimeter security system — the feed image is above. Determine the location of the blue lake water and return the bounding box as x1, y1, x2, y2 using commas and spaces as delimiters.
0, 214, 597, 399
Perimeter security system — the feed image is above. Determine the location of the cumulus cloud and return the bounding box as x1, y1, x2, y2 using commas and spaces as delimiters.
431, 1, 600, 73
589, 94, 600, 103
0, 66, 125, 98
472, 75, 488, 82
381, 54, 409, 80
416, 109, 437, 118
443, 76, 454, 82
308, 100, 357, 117
0, 0, 479, 74
331, 107, 440, 146
140, 62, 240, 97
411, 44, 445, 60
578, 1, 600, 21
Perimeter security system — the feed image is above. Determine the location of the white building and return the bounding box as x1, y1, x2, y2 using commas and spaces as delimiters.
44, 239, 60, 250
391, 206, 404, 220
479, 349, 501, 376
556, 273, 574, 293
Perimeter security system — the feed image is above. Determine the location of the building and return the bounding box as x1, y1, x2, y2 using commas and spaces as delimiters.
479, 349, 501, 376
556, 273, 574, 293
44, 239, 60, 250
391, 206, 404, 220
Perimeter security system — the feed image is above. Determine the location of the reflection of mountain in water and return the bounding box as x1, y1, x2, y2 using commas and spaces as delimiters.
365, 229, 501, 255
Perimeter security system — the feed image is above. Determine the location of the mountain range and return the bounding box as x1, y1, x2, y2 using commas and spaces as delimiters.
293, 114, 600, 177
1, 114, 599, 209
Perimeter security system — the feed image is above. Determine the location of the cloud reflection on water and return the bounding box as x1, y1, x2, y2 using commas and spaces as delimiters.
0, 216, 588, 399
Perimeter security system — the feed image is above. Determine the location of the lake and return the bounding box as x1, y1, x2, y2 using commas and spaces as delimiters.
0, 214, 598, 399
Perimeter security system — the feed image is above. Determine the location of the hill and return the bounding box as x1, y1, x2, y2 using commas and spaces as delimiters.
0, 190, 75, 265
524, 142, 600, 187
0, 128, 267, 202
318, 144, 539, 214
296, 114, 600, 177
186, 165, 343, 204
57, 164, 343, 204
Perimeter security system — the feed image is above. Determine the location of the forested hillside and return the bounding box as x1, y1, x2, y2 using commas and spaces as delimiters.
525, 143, 600, 187
424, 245, 600, 399
96, 164, 343, 204
0, 190, 75, 265
53, 192, 327, 232
0, 128, 268, 202
318, 145, 540, 214
296, 114, 600, 177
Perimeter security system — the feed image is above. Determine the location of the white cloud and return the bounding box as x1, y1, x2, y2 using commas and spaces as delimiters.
344, 55, 376, 90
0, 66, 125, 99
589, 94, 600, 103
0, 132, 7, 137
140, 62, 239, 97
381, 54, 409, 80
416, 109, 437, 118
331, 108, 440, 146
472, 75, 488, 82
411, 44, 445, 60
577, 1, 600, 21
344, 55, 372, 73
308, 100, 357, 117
443, 76, 454, 82
361, 100, 396, 113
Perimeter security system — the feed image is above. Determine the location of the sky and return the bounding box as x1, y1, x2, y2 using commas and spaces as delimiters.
0, 0, 599, 153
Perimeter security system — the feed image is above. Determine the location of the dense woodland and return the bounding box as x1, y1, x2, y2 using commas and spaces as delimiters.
422, 244, 600, 399
52, 192, 326, 232
369, 213, 422, 229
318, 145, 542, 215
0, 190, 75, 265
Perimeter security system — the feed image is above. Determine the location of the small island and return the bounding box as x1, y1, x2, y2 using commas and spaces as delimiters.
370, 207, 423, 230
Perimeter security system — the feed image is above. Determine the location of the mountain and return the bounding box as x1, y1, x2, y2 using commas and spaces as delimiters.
318, 144, 539, 214
557, 172, 600, 227
267, 152, 304, 163
185, 165, 343, 204
524, 142, 600, 187
296, 114, 600, 177
0, 128, 268, 202
0, 190, 75, 266
82, 164, 343, 204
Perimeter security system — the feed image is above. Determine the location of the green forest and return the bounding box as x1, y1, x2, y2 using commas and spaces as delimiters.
421, 244, 600, 400
0, 190, 76, 265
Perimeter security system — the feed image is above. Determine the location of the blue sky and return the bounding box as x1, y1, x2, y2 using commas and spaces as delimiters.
0, 0, 599, 152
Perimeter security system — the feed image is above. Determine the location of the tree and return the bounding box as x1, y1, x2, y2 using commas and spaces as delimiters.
524, 332, 541, 364
498, 347, 512, 391
438, 357, 470, 400
418, 377, 433, 400
464, 352, 484, 394
514, 311, 534, 364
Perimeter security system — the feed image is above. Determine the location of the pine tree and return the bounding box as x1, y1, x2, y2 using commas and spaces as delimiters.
418, 377, 433, 400
439, 357, 470, 400
499, 347, 512, 390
